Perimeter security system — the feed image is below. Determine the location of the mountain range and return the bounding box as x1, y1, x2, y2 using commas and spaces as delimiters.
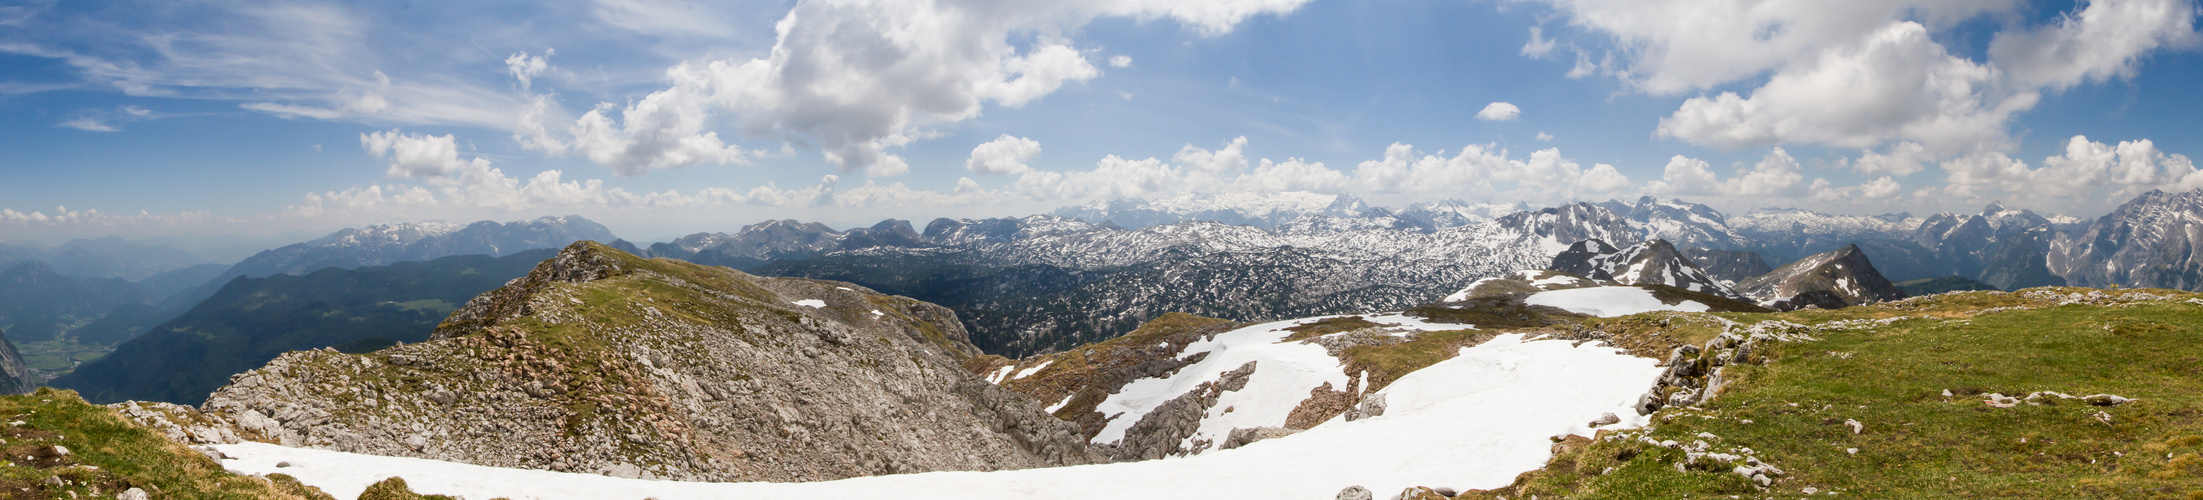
614, 189, 2203, 356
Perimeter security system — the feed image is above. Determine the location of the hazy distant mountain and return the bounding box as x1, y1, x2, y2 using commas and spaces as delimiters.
221, 216, 614, 280
52, 249, 554, 405
1548, 239, 1742, 298
0, 261, 140, 341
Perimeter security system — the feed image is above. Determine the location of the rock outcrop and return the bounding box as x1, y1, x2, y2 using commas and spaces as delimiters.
1735, 244, 1907, 310
140, 241, 1094, 482
0, 328, 34, 394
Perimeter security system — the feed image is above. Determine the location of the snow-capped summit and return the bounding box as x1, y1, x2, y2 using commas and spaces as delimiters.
1050, 191, 1380, 230
1598, 197, 1752, 250
1548, 238, 1742, 299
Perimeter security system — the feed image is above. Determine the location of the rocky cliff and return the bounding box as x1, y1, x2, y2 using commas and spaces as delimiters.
143, 241, 1094, 482
0, 328, 34, 394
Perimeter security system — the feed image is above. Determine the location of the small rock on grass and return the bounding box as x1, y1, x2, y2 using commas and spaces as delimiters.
117, 488, 150, 500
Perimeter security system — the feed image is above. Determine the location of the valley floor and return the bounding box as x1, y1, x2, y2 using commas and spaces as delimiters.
213, 333, 1661, 500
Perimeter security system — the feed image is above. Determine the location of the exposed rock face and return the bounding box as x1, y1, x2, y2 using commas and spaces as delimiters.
1546, 239, 1742, 299
1103, 361, 1257, 461
0, 328, 34, 394
181, 241, 1094, 482
1680, 247, 1773, 284
1735, 244, 1907, 310
2051, 189, 2203, 291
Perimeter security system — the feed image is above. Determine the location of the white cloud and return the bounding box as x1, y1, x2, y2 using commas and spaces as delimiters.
360, 129, 493, 179
1536, 131, 1553, 141
505, 50, 552, 90
1655, 22, 2029, 154
1931, 134, 2203, 211
1475, 102, 1521, 121
58, 116, 116, 132
1847, 141, 1930, 177
1173, 136, 1250, 172
1110, 55, 1133, 68
1859, 176, 1903, 199
967, 134, 1043, 175
559, 0, 1308, 177
1521, 26, 1557, 58
1644, 148, 1806, 198
1990, 0, 2201, 91
1541, 0, 2200, 156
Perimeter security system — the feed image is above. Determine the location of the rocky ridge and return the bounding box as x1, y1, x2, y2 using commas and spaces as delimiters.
1734, 245, 1908, 310
128, 241, 1094, 482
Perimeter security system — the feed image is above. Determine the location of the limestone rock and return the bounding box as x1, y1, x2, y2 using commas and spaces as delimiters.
172, 242, 1096, 483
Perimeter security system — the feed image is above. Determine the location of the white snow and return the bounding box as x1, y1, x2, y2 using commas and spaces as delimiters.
1525, 286, 1708, 317
1045, 394, 1075, 414
214, 333, 1662, 500
791, 299, 827, 308
985, 365, 1016, 385
1011, 360, 1054, 380
1092, 317, 1350, 446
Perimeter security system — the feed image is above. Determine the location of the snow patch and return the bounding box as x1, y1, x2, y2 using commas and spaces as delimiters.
791, 299, 827, 308
1012, 360, 1054, 380
213, 334, 1663, 499
1525, 287, 1708, 317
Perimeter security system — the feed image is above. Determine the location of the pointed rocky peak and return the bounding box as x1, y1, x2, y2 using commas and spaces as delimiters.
1548, 239, 1620, 280
1734, 244, 1907, 310
1982, 201, 2007, 215
1549, 239, 1743, 298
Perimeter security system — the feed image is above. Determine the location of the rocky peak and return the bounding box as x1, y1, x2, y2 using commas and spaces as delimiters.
1734, 244, 1907, 310
184, 241, 1094, 482
1546, 239, 1741, 298
431, 241, 634, 341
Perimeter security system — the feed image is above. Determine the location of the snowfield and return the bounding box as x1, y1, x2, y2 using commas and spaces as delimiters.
214, 333, 1663, 500
1526, 286, 1708, 317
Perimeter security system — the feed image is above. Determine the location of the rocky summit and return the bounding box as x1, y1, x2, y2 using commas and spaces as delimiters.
1735, 244, 1907, 310
130, 241, 1094, 482
1547, 239, 1742, 299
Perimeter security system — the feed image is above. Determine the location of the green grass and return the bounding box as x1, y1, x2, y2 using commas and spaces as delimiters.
0, 388, 335, 499
1475, 291, 2203, 498
16, 338, 114, 376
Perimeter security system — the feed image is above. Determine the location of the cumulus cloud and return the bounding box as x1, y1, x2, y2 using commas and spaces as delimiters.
1475, 102, 1521, 121
1848, 141, 1931, 177
1990, 0, 2201, 90
554, 0, 1308, 177
360, 129, 495, 179
1110, 55, 1133, 68
966, 134, 1042, 175
505, 50, 552, 90
1932, 134, 2203, 209
1654, 22, 2028, 153
1536, 131, 1553, 141
1645, 148, 1808, 198
1522, 26, 1558, 58
1539, 0, 2200, 155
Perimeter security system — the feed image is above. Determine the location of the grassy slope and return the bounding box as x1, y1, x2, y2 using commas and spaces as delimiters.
1473, 288, 2203, 499
0, 388, 334, 499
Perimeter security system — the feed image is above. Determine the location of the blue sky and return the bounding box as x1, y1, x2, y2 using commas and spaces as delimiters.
2, 0, 2200, 243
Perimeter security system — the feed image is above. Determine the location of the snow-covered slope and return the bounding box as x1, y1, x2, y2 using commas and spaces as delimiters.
1523, 286, 1710, 317
214, 332, 1662, 499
